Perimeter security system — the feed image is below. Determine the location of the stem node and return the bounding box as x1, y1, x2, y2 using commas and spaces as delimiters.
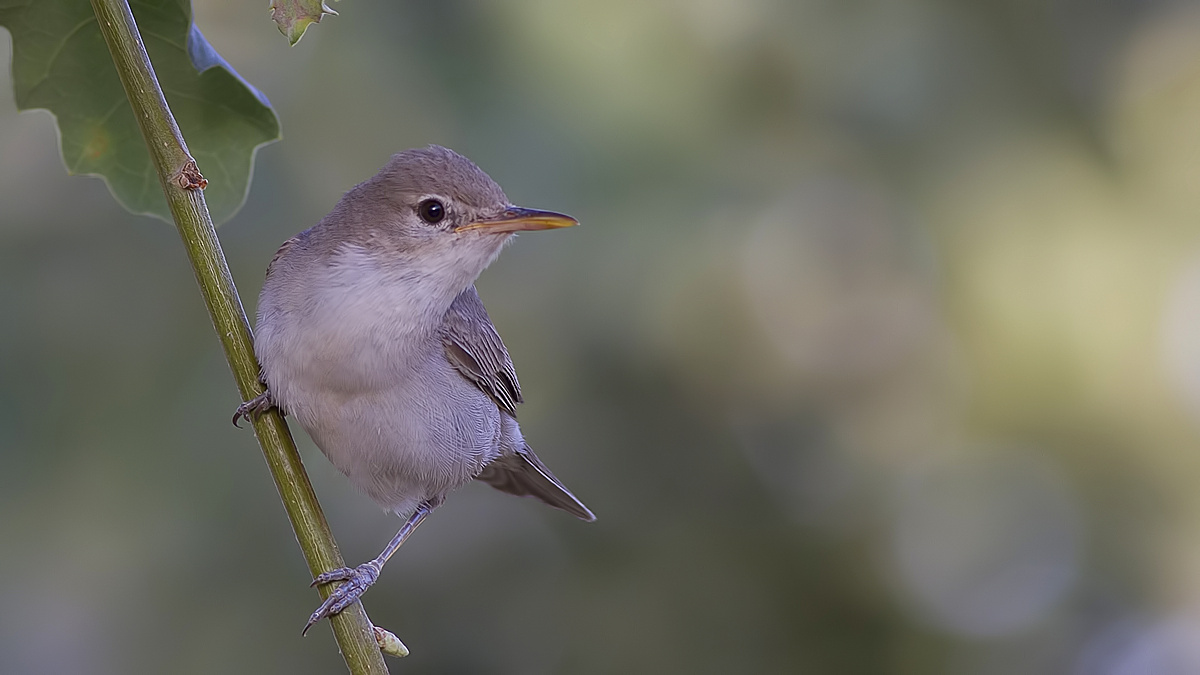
175, 159, 207, 190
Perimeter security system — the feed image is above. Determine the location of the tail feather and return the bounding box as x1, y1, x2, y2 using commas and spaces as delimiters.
476, 446, 595, 521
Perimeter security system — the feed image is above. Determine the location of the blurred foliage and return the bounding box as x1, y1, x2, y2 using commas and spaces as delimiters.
4, 0, 1200, 673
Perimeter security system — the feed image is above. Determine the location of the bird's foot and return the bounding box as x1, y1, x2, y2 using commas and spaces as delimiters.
232, 389, 277, 427
304, 561, 382, 634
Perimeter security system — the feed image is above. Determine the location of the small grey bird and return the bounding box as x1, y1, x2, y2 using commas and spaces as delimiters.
235, 145, 594, 633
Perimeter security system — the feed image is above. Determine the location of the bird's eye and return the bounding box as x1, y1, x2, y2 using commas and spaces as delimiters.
418, 199, 446, 224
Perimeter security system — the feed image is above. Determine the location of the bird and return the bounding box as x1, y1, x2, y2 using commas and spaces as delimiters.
234, 145, 594, 634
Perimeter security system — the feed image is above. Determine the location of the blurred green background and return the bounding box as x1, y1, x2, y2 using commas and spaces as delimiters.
4, 0, 1200, 673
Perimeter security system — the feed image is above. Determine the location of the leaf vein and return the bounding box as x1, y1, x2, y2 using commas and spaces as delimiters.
27, 15, 99, 97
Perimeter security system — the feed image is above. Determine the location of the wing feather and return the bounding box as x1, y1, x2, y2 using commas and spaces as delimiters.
476, 446, 596, 521
441, 286, 522, 415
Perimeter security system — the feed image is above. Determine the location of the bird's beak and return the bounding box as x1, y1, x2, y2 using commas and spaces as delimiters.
456, 206, 578, 234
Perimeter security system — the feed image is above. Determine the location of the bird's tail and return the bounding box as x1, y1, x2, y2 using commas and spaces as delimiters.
475, 445, 596, 521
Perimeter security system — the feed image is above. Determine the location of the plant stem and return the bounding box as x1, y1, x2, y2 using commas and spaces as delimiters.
88, 1, 389, 672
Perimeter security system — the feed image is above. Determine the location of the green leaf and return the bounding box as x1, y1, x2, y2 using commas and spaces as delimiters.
0, 0, 280, 224
269, 0, 337, 46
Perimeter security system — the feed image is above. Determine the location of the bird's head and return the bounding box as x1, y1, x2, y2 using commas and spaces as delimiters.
349, 146, 577, 282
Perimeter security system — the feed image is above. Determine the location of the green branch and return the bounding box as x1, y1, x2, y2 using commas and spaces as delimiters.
88, 0, 389, 672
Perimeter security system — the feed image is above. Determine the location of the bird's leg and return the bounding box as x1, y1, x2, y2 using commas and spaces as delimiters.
232, 388, 278, 427
303, 501, 436, 634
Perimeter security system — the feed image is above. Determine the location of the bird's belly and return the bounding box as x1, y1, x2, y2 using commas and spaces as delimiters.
291, 367, 503, 515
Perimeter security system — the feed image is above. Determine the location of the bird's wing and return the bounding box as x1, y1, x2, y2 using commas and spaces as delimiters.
441, 285, 523, 415
262, 232, 304, 282
444, 288, 595, 521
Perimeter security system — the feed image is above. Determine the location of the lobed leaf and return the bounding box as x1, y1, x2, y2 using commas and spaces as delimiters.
0, 0, 281, 224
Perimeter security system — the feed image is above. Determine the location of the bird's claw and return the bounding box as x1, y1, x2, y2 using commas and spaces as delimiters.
232, 389, 277, 427
303, 562, 382, 635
